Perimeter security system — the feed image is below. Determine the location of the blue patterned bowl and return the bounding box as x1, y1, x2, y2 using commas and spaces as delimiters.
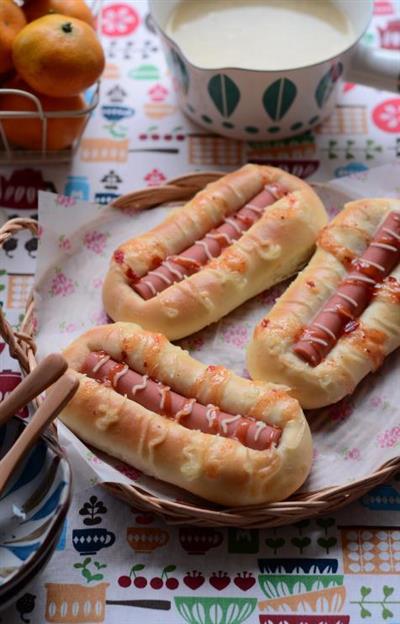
0, 417, 71, 609
361, 485, 400, 510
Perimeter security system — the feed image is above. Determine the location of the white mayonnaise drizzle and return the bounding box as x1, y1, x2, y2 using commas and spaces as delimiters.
313, 322, 336, 341
205, 404, 219, 426
244, 203, 263, 215
142, 279, 157, 296
148, 270, 172, 285
305, 335, 329, 347
92, 355, 110, 373
336, 291, 358, 307
135, 187, 282, 299
164, 261, 184, 279
371, 242, 398, 252
348, 274, 376, 285
206, 232, 233, 246
131, 375, 148, 396
224, 217, 243, 235
195, 239, 214, 260
358, 258, 385, 272
175, 398, 196, 421
220, 414, 242, 434
383, 227, 400, 242
265, 183, 281, 199
253, 420, 267, 441
113, 365, 129, 386
159, 385, 171, 411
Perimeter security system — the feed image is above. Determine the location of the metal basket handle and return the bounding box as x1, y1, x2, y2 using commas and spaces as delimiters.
0, 218, 38, 373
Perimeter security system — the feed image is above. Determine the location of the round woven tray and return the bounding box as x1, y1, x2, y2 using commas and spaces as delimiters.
1, 178, 399, 528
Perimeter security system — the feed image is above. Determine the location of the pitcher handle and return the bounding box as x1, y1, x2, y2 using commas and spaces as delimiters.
347, 42, 399, 92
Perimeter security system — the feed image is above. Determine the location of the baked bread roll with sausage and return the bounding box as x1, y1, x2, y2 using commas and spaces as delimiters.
247, 198, 400, 409
59, 322, 312, 506
103, 164, 327, 340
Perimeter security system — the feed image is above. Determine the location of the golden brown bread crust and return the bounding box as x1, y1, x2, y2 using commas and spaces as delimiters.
103, 164, 327, 340
247, 198, 400, 409
60, 322, 312, 506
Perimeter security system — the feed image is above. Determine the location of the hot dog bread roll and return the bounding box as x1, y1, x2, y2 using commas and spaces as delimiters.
247, 198, 400, 409
103, 164, 327, 340
60, 322, 312, 506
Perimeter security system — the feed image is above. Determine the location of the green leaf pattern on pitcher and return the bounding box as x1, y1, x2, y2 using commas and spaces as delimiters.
315, 62, 343, 108
262, 78, 297, 121
208, 74, 241, 118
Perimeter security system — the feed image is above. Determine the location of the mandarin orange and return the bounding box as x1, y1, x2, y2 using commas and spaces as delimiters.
0, 0, 26, 73
0, 76, 87, 149
24, 0, 95, 28
12, 14, 104, 97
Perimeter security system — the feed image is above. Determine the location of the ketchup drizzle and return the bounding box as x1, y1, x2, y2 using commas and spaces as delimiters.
293, 211, 400, 366
130, 184, 287, 300
84, 351, 282, 451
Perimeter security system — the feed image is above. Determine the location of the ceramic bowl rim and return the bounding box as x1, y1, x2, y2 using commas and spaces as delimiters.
0, 416, 72, 603
148, 0, 373, 73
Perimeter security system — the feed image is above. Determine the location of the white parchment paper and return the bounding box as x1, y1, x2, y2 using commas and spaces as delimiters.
35, 162, 400, 501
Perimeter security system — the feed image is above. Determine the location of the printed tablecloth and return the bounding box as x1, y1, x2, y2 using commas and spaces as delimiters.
1, 1, 400, 622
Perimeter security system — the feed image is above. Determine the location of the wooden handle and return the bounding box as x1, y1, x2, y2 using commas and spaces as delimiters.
0, 372, 79, 495
0, 353, 68, 428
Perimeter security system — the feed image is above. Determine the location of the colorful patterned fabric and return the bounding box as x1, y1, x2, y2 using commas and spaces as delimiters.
1, 1, 400, 622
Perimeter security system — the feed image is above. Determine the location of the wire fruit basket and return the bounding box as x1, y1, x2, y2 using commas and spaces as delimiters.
0, 82, 100, 165
1, 188, 400, 527
0, 0, 101, 165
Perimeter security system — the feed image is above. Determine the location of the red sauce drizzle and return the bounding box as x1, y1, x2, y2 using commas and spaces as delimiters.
113, 249, 124, 264
374, 275, 400, 304
108, 362, 126, 386
126, 267, 140, 283
234, 420, 251, 444
130, 185, 287, 301
150, 256, 163, 270
293, 211, 400, 366
236, 214, 254, 227
206, 231, 232, 248
84, 351, 283, 451
170, 255, 201, 272
161, 386, 172, 416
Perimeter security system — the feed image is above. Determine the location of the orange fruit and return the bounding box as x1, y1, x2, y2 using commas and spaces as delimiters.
0, 77, 87, 150
24, 0, 95, 28
0, 0, 26, 73
12, 14, 104, 97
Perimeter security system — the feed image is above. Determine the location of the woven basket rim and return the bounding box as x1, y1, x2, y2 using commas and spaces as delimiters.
2, 174, 399, 528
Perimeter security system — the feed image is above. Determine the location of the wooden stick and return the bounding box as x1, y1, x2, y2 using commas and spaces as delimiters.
0, 373, 78, 495
0, 354, 68, 428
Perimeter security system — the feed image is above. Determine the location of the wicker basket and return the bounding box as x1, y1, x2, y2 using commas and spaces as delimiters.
1, 180, 399, 528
